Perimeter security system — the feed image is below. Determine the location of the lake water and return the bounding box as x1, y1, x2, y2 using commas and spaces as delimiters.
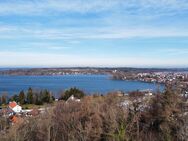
0, 75, 164, 96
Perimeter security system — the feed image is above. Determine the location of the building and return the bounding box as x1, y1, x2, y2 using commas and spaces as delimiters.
9, 101, 22, 113
66, 95, 81, 103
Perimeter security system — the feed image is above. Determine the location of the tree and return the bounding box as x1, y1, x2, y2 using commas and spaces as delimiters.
19, 90, 25, 105
27, 88, 33, 104
37, 93, 43, 105
30, 90, 54, 105
59, 87, 85, 101
137, 86, 184, 141
1, 93, 7, 105
10, 94, 19, 103
0, 97, 2, 106
41, 89, 52, 103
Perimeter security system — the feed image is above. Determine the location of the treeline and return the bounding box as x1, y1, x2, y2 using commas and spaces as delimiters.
0, 88, 55, 105
0, 87, 86, 106
0, 86, 187, 141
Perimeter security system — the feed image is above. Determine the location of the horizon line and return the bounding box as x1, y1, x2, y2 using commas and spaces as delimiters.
0, 66, 188, 69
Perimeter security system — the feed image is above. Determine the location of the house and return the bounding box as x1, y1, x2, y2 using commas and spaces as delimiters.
9, 115, 24, 124
145, 92, 153, 96
120, 99, 132, 108
9, 101, 22, 113
66, 95, 81, 103
107, 91, 125, 97
115, 91, 125, 97
10, 115, 18, 124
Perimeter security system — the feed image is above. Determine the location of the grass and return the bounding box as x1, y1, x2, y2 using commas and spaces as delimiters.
0, 102, 56, 110
21, 104, 44, 109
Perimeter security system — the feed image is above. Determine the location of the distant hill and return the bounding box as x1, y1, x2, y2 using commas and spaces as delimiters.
0, 67, 188, 75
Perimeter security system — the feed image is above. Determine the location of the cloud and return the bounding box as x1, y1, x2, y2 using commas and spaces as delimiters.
0, 0, 187, 40
0, 0, 120, 15
0, 25, 188, 40
0, 51, 187, 67
0, 0, 188, 16
159, 48, 188, 55
22, 42, 73, 50
0, 0, 188, 67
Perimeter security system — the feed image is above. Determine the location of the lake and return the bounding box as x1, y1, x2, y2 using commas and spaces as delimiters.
0, 74, 164, 96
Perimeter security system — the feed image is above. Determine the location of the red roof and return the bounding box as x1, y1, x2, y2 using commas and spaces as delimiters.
11, 115, 18, 123
9, 101, 17, 109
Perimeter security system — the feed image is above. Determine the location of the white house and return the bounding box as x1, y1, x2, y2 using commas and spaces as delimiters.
9, 101, 22, 113
66, 95, 81, 103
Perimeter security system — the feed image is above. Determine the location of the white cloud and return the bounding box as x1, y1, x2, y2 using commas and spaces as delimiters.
0, 51, 187, 67
22, 42, 72, 50
0, 0, 187, 40
0, 0, 188, 67
0, 0, 188, 16
158, 48, 188, 55
0, 25, 188, 40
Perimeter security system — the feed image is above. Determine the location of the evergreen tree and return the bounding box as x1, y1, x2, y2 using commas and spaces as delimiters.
35, 92, 43, 105
0, 97, 2, 106
19, 90, 25, 105
1, 94, 7, 105
27, 88, 33, 104
10, 94, 19, 102
41, 89, 52, 103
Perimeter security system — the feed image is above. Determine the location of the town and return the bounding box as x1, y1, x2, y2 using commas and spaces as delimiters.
112, 70, 188, 94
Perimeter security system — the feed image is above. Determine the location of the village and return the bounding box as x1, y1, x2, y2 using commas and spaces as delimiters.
0, 88, 182, 123
0, 87, 154, 127
112, 71, 188, 94
0, 93, 82, 128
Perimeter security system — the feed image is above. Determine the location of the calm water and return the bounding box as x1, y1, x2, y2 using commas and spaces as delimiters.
0, 75, 164, 96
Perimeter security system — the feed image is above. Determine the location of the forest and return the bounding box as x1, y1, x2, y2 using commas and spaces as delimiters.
0, 86, 187, 141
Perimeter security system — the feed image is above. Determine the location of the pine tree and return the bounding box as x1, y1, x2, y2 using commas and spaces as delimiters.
27, 88, 33, 104
41, 89, 51, 103
10, 94, 19, 102
19, 90, 25, 105
1, 94, 7, 105
0, 97, 2, 106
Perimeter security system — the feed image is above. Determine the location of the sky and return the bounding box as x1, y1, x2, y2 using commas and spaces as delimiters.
0, 0, 188, 68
